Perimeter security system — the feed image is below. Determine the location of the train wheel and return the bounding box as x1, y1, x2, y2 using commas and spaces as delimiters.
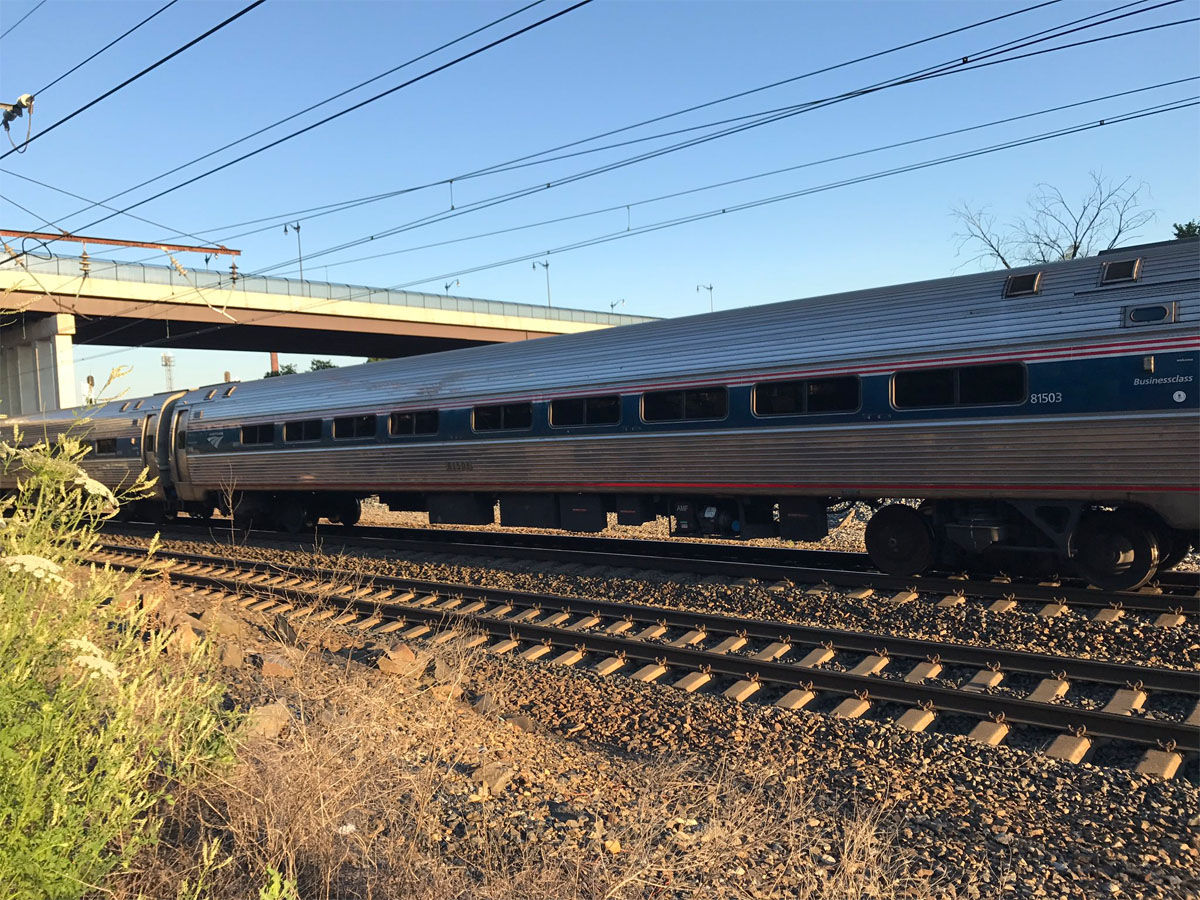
274, 497, 308, 534
329, 496, 361, 527
1156, 528, 1193, 572
865, 503, 935, 576
1073, 511, 1159, 591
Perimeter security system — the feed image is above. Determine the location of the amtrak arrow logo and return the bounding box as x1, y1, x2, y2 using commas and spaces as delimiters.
207, 433, 223, 448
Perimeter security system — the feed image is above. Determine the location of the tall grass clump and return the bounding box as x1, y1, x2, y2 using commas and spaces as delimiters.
0, 435, 234, 899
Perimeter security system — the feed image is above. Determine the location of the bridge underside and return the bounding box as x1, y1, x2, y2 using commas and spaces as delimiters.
5, 292, 556, 357
69, 313, 486, 357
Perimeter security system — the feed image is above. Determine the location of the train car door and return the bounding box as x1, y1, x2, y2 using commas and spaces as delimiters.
169, 407, 194, 497
140, 413, 157, 470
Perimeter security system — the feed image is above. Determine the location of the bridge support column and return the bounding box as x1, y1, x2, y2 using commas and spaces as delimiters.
0, 313, 77, 415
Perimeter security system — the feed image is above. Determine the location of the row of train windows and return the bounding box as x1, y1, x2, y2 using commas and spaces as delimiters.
234, 363, 1027, 444
92, 436, 153, 455
242, 410, 441, 445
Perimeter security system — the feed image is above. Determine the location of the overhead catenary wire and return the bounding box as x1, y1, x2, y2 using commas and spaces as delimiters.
246, 8, 1198, 278
65, 95, 1194, 370
105, 0, 1180, 270
380, 98, 1200, 290
43, 0, 1062, 242
262, 77, 1199, 277
0, 0, 47, 43
59, 0, 597, 238
0, 0, 268, 163
0, 167, 219, 248
34, 0, 183, 96
133, 0, 1178, 257
30, 0, 551, 234
119, 0, 1108, 254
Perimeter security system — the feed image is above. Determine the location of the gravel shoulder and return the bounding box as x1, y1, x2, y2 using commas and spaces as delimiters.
128, 580, 1200, 900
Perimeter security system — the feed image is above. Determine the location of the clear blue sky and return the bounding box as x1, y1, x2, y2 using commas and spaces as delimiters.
1, 0, 1197, 398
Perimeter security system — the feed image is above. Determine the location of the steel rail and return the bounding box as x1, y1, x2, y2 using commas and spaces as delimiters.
100, 524, 1200, 615
95, 542, 1200, 693
98, 550, 1199, 750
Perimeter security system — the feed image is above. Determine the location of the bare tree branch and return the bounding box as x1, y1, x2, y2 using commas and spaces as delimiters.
950, 202, 1015, 269
951, 172, 1156, 269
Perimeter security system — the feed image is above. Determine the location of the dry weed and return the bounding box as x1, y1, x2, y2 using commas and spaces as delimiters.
109, 613, 942, 900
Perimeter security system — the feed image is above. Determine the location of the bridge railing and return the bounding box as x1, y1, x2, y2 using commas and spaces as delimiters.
2, 254, 653, 327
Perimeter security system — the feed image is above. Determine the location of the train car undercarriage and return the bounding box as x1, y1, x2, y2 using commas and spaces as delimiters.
133, 488, 1196, 592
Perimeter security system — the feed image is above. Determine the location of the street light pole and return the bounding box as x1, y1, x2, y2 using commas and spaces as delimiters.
696, 283, 713, 312
533, 259, 551, 307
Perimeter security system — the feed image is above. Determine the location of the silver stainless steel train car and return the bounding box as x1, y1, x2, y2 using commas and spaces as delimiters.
4, 238, 1197, 589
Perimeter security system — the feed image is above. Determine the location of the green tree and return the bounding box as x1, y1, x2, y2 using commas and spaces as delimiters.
263, 363, 298, 378
308, 359, 336, 371
1172, 220, 1199, 239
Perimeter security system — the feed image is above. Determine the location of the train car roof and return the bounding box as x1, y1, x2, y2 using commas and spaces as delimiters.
177, 238, 1197, 426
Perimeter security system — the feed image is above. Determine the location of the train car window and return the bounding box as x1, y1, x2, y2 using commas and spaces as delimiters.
643, 388, 727, 422
894, 368, 955, 408
894, 364, 1026, 408
333, 415, 376, 439
550, 394, 621, 427
1124, 303, 1175, 326
957, 363, 1026, 405
807, 376, 861, 413
93, 438, 118, 456
473, 402, 532, 431
685, 388, 727, 420
390, 409, 440, 435
1003, 272, 1042, 297
240, 423, 274, 445
414, 410, 439, 434
502, 402, 532, 429
1100, 258, 1141, 284
145, 435, 156, 452
283, 419, 322, 442
642, 390, 685, 422
754, 380, 805, 416
473, 405, 503, 431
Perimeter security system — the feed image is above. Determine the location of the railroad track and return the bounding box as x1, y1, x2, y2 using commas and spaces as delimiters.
91, 541, 1199, 779
104, 520, 1200, 620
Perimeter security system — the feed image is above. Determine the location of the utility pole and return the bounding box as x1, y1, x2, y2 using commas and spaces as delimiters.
696, 283, 713, 312
532, 259, 551, 307
161, 352, 175, 391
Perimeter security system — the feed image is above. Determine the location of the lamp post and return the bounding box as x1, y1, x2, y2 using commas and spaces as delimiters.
696, 283, 713, 312
533, 259, 551, 307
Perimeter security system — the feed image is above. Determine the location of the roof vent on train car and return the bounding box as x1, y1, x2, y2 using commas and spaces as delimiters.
119, 402, 130, 411
1003, 271, 1042, 298
205, 389, 217, 400
224, 386, 237, 397
1100, 258, 1141, 284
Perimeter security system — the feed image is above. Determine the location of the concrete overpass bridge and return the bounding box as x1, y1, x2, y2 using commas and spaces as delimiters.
0, 253, 652, 414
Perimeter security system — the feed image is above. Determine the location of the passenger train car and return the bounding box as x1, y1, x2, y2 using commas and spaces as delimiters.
4, 238, 1197, 590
